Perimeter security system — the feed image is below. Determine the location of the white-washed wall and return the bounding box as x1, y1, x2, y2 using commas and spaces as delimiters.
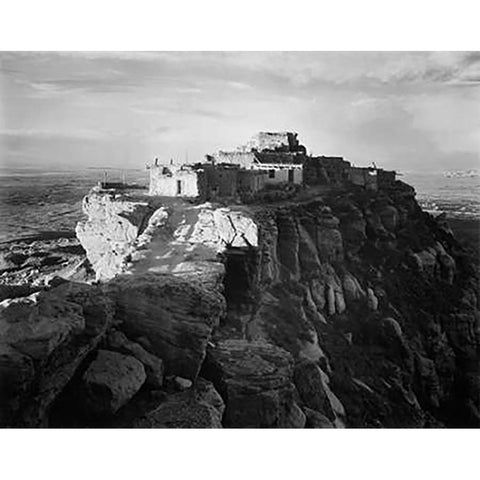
149, 167, 200, 197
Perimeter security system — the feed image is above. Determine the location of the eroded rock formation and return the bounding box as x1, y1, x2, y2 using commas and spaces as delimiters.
1, 177, 478, 428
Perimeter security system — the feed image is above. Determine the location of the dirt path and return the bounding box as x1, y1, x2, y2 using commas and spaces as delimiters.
129, 201, 218, 276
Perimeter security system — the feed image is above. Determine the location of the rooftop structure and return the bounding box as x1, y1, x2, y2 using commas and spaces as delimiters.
241, 131, 306, 154
214, 131, 306, 185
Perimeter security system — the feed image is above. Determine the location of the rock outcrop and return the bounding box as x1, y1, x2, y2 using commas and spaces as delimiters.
202, 339, 304, 428
2, 173, 478, 428
108, 273, 225, 380
132, 379, 225, 428
133, 393, 223, 428
105, 330, 164, 388
0, 236, 89, 287
294, 360, 345, 427
83, 349, 146, 415
75, 189, 155, 281
76, 189, 258, 284
0, 281, 113, 426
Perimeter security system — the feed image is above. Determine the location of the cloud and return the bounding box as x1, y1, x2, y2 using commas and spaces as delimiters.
0, 127, 172, 141
0, 127, 105, 140
226, 81, 252, 90
1, 52, 478, 172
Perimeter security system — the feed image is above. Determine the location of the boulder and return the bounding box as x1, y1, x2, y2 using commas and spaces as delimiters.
294, 359, 346, 424
190, 207, 258, 249
53, 281, 114, 337
133, 392, 222, 428
194, 377, 225, 419
174, 377, 193, 390
342, 273, 364, 303
83, 350, 146, 415
0, 292, 85, 360
105, 330, 164, 388
382, 317, 403, 340
304, 407, 334, 428
202, 339, 299, 427
0, 345, 35, 425
367, 288, 378, 311
326, 285, 336, 316
284, 401, 307, 428
309, 279, 325, 310
0, 281, 113, 426
335, 291, 346, 314
109, 273, 225, 380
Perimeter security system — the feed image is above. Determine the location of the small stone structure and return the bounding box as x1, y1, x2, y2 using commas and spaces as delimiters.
377, 169, 397, 187
243, 131, 306, 154
200, 165, 266, 201
215, 131, 306, 186
348, 167, 379, 191
253, 152, 303, 185
149, 164, 200, 197
347, 167, 397, 191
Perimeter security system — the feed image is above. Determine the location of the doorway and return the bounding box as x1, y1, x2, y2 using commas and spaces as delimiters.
288, 169, 294, 183
177, 180, 182, 195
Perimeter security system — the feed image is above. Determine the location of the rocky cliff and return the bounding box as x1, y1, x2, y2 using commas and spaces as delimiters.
1, 180, 478, 427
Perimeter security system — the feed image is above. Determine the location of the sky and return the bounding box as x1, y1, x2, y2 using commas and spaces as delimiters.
0, 51, 479, 173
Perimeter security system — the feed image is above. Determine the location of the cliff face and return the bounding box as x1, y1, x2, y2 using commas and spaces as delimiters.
220, 182, 479, 426
75, 189, 156, 281
2, 180, 478, 428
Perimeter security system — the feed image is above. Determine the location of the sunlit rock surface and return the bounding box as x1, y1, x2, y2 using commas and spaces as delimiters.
1, 173, 478, 428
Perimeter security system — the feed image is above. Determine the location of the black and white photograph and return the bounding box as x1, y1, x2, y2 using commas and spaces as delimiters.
0, 2, 479, 478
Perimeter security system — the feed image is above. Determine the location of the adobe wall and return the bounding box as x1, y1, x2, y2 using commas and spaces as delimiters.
202, 165, 239, 200
304, 156, 351, 185
349, 167, 378, 191
246, 132, 300, 152
253, 165, 303, 185
377, 169, 396, 186
238, 170, 266, 196
215, 151, 256, 168
149, 165, 200, 197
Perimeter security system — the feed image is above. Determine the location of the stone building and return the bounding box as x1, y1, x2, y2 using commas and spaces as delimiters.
214, 131, 306, 185
148, 161, 267, 201
149, 163, 200, 197
377, 169, 397, 187
347, 167, 396, 191
253, 152, 304, 184
237, 169, 267, 198
148, 131, 397, 200
348, 167, 379, 191
243, 131, 307, 154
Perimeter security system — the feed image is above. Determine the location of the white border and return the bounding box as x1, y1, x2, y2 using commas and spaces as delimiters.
1, 0, 479, 50
1, 1, 479, 479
